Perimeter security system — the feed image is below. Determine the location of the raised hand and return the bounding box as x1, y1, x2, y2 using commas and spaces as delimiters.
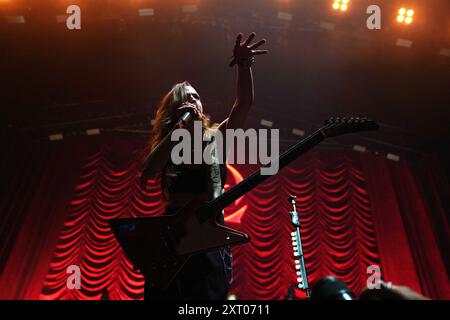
229, 32, 268, 67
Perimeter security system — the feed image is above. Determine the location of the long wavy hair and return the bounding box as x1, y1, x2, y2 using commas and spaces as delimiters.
143, 81, 214, 162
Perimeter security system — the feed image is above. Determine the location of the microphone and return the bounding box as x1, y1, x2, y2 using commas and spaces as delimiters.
311, 276, 355, 300
175, 111, 193, 129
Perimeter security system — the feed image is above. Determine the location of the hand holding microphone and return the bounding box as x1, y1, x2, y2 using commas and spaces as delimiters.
140, 102, 202, 191
176, 102, 202, 129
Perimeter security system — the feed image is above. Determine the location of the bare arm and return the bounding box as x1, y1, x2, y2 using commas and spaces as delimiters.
225, 64, 254, 130
141, 132, 175, 181
140, 103, 201, 189
220, 33, 268, 132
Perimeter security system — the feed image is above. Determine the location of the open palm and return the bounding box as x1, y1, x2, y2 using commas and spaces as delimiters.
229, 32, 268, 67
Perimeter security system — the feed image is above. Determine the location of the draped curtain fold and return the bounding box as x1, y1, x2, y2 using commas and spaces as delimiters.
1, 138, 448, 299
0, 138, 93, 299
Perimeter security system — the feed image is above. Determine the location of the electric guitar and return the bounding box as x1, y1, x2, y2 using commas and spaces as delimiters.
109, 117, 379, 290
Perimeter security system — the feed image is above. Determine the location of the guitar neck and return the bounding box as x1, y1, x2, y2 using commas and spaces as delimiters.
207, 129, 325, 213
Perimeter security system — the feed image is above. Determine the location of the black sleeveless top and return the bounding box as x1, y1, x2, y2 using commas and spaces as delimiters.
150, 130, 233, 300
162, 162, 227, 201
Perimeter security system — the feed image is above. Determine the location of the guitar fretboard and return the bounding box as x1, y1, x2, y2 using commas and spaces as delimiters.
201, 128, 325, 219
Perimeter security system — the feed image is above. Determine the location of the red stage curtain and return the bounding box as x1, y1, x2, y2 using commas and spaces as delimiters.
0, 138, 93, 299
361, 154, 449, 299
1, 138, 448, 299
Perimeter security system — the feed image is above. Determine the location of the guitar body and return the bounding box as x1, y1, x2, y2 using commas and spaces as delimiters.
109, 195, 249, 290
110, 117, 378, 291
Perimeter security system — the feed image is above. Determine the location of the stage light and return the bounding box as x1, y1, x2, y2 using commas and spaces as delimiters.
332, 0, 350, 12
182, 4, 198, 13
49, 133, 63, 141
439, 48, 450, 57
277, 11, 293, 21
397, 7, 414, 25
86, 128, 100, 136
6, 16, 26, 24
320, 20, 335, 31
353, 145, 366, 153
138, 8, 155, 17
396, 38, 413, 48
292, 128, 305, 137
260, 119, 273, 127
387, 153, 400, 162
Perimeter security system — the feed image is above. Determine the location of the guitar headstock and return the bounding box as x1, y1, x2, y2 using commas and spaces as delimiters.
321, 117, 379, 138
